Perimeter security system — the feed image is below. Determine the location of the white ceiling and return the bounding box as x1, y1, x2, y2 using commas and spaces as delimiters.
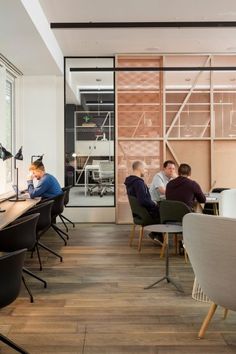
2, 0, 236, 76
39, 0, 236, 56
0, 0, 62, 75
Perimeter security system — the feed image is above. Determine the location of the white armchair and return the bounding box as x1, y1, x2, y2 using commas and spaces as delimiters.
219, 188, 236, 217
183, 213, 236, 338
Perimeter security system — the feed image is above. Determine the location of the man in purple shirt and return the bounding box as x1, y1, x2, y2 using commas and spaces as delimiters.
166, 163, 206, 210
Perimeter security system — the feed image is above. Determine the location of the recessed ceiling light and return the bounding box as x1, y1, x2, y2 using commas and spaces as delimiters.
185, 78, 191, 82
96, 78, 102, 82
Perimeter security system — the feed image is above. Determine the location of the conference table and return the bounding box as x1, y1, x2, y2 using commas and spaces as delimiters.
0, 195, 40, 230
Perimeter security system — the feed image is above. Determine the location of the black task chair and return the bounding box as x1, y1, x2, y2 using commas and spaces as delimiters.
59, 186, 75, 232
203, 188, 229, 215
159, 200, 191, 260
0, 214, 47, 303
0, 249, 29, 354
23, 200, 63, 270
47, 192, 69, 246
128, 195, 160, 252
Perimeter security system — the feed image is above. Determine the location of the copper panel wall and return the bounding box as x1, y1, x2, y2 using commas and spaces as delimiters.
116, 56, 163, 223
116, 55, 236, 223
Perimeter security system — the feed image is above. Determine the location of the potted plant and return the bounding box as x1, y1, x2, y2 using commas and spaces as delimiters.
82, 115, 97, 127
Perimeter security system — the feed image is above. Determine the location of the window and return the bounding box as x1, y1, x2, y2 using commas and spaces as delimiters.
5, 77, 14, 183
0, 66, 15, 195
64, 57, 115, 207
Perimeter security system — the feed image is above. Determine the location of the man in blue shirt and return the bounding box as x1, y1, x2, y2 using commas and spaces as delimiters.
27, 161, 62, 199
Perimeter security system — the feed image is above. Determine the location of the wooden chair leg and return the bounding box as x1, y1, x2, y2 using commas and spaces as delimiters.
198, 303, 217, 339
184, 249, 188, 263
223, 308, 229, 320
160, 234, 167, 258
129, 224, 136, 247
174, 234, 178, 255
138, 226, 144, 253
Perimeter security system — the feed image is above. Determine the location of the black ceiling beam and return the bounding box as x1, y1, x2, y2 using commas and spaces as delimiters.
51, 21, 236, 29
70, 66, 236, 72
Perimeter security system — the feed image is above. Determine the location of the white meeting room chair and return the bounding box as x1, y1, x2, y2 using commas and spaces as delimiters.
183, 213, 236, 338
219, 188, 236, 218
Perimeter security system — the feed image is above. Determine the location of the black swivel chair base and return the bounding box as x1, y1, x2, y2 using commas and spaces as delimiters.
0, 333, 29, 354
59, 214, 75, 232
38, 241, 63, 263
22, 268, 47, 303
51, 224, 69, 246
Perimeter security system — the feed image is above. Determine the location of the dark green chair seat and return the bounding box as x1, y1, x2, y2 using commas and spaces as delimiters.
128, 195, 159, 252
159, 200, 191, 259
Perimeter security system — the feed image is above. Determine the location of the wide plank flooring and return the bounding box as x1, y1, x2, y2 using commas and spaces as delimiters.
1, 224, 236, 354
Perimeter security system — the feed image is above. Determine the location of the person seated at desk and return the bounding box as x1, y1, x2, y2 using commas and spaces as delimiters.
124, 160, 160, 220
166, 163, 206, 210
125, 161, 162, 242
149, 160, 176, 202
27, 161, 62, 199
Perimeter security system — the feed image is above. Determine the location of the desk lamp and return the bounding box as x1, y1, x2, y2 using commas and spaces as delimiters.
31, 154, 44, 163
9, 146, 25, 202
0, 144, 13, 211
0, 144, 13, 161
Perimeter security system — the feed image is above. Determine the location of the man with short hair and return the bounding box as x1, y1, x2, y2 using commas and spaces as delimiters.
166, 163, 206, 209
124, 160, 159, 220
149, 160, 176, 202
27, 161, 62, 199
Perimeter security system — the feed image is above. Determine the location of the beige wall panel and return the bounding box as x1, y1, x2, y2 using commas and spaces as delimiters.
214, 141, 236, 188
167, 141, 210, 192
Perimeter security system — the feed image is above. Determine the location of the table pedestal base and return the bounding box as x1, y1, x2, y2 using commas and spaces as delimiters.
145, 232, 184, 293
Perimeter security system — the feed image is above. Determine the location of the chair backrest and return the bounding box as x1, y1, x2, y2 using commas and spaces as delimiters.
0, 213, 39, 252
203, 188, 229, 215
98, 161, 114, 180
0, 249, 26, 308
50, 192, 65, 217
219, 189, 236, 218
183, 213, 236, 311
62, 186, 72, 206
23, 200, 54, 236
212, 187, 229, 194
128, 195, 157, 226
160, 199, 191, 224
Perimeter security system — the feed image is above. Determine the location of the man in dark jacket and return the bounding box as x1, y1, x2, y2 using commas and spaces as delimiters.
166, 163, 206, 210
124, 160, 160, 221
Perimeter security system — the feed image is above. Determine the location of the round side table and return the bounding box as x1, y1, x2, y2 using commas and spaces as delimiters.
144, 224, 183, 292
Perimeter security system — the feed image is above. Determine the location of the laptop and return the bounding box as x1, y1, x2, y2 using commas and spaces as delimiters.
12, 185, 29, 199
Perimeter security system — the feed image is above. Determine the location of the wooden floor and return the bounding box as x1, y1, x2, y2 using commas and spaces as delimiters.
1, 224, 236, 354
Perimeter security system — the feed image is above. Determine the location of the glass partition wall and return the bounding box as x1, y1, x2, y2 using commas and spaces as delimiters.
65, 55, 236, 217
65, 58, 115, 207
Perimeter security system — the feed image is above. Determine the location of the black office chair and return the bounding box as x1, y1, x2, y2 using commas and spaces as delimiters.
0, 214, 47, 303
59, 186, 75, 232
49, 192, 69, 245
0, 249, 29, 354
160, 200, 191, 260
128, 195, 160, 252
203, 188, 229, 215
23, 200, 63, 270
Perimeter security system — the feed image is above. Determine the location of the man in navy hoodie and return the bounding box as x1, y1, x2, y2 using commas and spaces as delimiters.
124, 160, 160, 221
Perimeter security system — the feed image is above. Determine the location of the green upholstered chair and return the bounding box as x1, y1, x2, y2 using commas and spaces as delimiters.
159, 200, 191, 260
128, 195, 159, 252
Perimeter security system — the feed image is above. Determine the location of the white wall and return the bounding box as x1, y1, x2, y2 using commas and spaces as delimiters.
16, 75, 115, 222
16, 75, 64, 189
